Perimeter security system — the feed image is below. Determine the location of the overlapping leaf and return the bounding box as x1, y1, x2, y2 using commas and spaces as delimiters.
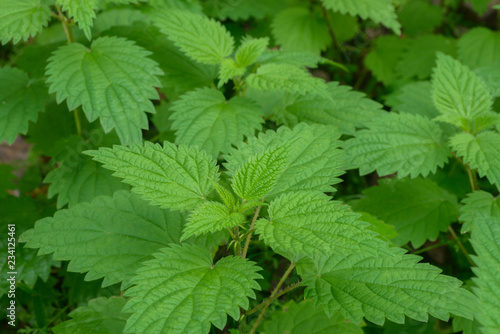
46, 36, 163, 145
0, 0, 51, 44
20, 191, 184, 288
460, 191, 500, 233
123, 244, 262, 333
386, 81, 439, 119
364, 36, 409, 85
170, 88, 263, 157
343, 113, 449, 178
0, 67, 48, 144
235, 36, 268, 67
458, 27, 500, 69
58, 0, 98, 40
86, 141, 220, 211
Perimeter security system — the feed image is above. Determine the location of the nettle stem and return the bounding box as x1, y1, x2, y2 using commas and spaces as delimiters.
248, 262, 296, 334
448, 225, 476, 266
241, 204, 263, 259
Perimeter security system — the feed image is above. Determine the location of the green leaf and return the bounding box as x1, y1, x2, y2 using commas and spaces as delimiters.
46, 36, 163, 145
364, 36, 409, 85
218, 58, 245, 87
343, 113, 449, 178
20, 191, 184, 288
469, 214, 500, 334
235, 36, 268, 67
273, 81, 384, 135
232, 143, 289, 201
57, 0, 98, 40
0, 67, 48, 144
396, 35, 456, 80
263, 299, 363, 334
53, 297, 130, 334
258, 49, 325, 68
123, 244, 262, 333
212, 183, 236, 210
181, 201, 245, 241
170, 88, 263, 157
93, 8, 149, 34
386, 81, 439, 119
460, 191, 500, 233
151, 9, 234, 64
476, 61, 500, 97
398, 0, 443, 37
0, 0, 51, 44
225, 123, 344, 200
44, 156, 129, 209
467, 0, 492, 16
255, 191, 388, 262
272, 7, 330, 55
86, 141, 220, 211
432, 53, 496, 132
458, 27, 500, 69
358, 212, 398, 243
246, 63, 329, 98
451, 131, 500, 191
321, 0, 400, 34
203, 0, 285, 20
353, 178, 459, 248
301, 248, 476, 325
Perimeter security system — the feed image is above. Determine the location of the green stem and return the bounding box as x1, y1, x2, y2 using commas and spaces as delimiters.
466, 166, 479, 191
448, 225, 475, 266
249, 262, 296, 334
241, 203, 263, 259
411, 239, 453, 255
73, 108, 82, 136
245, 281, 302, 316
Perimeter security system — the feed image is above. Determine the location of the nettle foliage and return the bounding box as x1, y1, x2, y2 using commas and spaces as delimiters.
1, 0, 499, 333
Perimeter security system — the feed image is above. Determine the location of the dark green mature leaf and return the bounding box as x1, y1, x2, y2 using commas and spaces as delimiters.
123, 244, 262, 333
225, 123, 344, 200
86, 141, 220, 211
46, 36, 163, 145
53, 297, 130, 334
386, 81, 439, 119
364, 36, 409, 85
0, 0, 51, 44
263, 300, 362, 334
470, 215, 500, 334
353, 178, 460, 247
58, 0, 98, 40
170, 88, 263, 158
20, 191, 184, 288
398, 0, 443, 37
203, 0, 285, 20
0, 67, 48, 144
458, 27, 500, 69
460, 191, 500, 233
343, 113, 449, 178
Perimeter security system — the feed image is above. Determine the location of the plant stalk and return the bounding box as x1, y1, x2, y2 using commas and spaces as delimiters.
241, 204, 263, 259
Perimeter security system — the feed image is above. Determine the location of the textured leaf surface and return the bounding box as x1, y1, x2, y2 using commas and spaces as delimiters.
170, 88, 263, 157
0, 67, 48, 144
321, 0, 400, 34
203, 0, 285, 20
20, 191, 183, 288
218, 59, 245, 87
181, 201, 244, 241
469, 215, 500, 334
246, 64, 329, 98
123, 244, 262, 333
263, 299, 362, 334
343, 113, 449, 178
272, 7, 330, 55
460, 191, 500, 233
53, 297, 129, 334
386, 81, 439, 119
232, 144, 289, 201
45, 157, 129, 209
86, 142, 220, 211
58, 0, 98, 39
235, 36, 268, 67
46, 36, 163, 145
0, 0, 51, 44
225, 124, 343, 199
432, 53, 496, 131
451, 131, 500, 190
353, 178, 459, 247
301, 249, 476, 325
255, 191, 389, 262
458, 27, 500, 69
152, 9, 234, 64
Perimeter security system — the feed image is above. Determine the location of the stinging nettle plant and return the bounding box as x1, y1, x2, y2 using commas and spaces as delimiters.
1, 0, 499, 333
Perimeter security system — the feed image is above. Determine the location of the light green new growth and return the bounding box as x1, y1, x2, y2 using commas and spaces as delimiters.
181, 201, 245, 241
170, 88, 263, 157
225, 124, 344, 200
0, 67, 48, 144
152, 9, 234, 64
52, 297, 129, 334
20, 191, 183, 288
321, 0, 401, 35
123, 244, 262, 334
46, 36, 163, 145
353, 178, 459, 247
218, 59, 245, 87
86, 141, 220, 211
232, 143, 289, 201
432, 53, 497, 132
451, 131, 500, 191
460, 191, 500, 233
0, 0, 51, 44
343, 112, 449, 178
235, 36, 269, 67
58, 0, 98, 40
470, 215, 500, 334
